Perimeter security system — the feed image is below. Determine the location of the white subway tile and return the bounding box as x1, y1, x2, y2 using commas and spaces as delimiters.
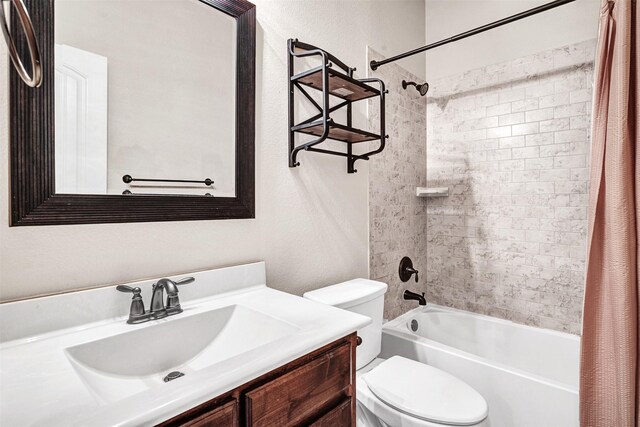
554, 155, 586, 169
499, 112, 526, 126
512, 98, 540, 112
554, 129, 587, 143
571, 168, 589, 181
512, 146, 540, 159
555, 180, 587, 193
555, 103, 587, 118
513, 170, 540, 182
472, 139, 500, 151
570, 115, 591, 129
526, 230, 556, 243
555, 207, 587, 220
488, 148, 512, 161
500, 136, 525, 148
540, 118, 571, 132
539, 93, 570, 108
540, 142, 587, 157
512, 122, 539, 136
499, 88, 526, 103
487, 126, 512, 138
487, 103, 511, 116
499, 159, 526, 171
525, 133, 554, 146
539, 169, 571, 181
540, 243, 572, 257
526, 181, 555, 194
525, 108, 554, 122
570, 89, 592, 103
525, 83, 555, 98
525, 157, 555, 170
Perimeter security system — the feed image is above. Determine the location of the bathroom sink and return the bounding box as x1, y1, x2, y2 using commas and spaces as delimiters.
64, 305, 298, 404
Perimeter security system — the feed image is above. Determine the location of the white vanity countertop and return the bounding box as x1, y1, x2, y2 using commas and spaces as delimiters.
0, 263, 371, 426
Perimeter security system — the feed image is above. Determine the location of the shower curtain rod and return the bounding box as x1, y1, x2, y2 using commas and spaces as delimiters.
369, 0, 577, 70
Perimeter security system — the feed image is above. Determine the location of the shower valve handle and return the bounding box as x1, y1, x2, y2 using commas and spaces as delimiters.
407, 268, 419, 282
399, 257, 420, 283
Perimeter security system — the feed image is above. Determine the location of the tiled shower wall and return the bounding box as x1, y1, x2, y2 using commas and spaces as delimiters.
425, 40, 596, 335
368, 48, 428, 321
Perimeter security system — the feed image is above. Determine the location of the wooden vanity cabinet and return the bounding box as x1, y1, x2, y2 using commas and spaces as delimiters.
158, 334, 357, 427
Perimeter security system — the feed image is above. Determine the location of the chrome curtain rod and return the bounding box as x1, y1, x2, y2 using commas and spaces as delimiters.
370, 0, 577, 71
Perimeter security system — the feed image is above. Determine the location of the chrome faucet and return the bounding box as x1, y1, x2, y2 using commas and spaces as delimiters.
150, 277, 194, 316
117, 276, 194, 324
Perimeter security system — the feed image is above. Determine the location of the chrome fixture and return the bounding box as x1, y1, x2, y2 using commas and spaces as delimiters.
402, 80, 429, 96
0, 0, 42, 87
115, 285, 146, 324
150, 277, 195, 314
399, 256, 419, 283
163, 371, 185, 382
117, 277, 195, 324
404, 290, 427, 306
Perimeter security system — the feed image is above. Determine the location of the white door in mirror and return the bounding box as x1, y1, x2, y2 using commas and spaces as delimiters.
54, 44, 108, 194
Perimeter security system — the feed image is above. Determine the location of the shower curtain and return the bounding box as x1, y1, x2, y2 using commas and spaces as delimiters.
580, 0, 639, 426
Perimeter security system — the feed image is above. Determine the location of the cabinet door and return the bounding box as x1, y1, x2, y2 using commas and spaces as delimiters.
245, 342, 352, 426
309, 399, 352, 427
159, 399, 237, 427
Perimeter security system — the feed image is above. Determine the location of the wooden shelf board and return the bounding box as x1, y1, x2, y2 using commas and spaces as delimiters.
296, 68, 379, 102
294, 122, 380, 144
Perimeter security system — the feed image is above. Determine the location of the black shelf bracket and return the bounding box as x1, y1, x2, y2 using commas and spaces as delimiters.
288, 39, 387, 174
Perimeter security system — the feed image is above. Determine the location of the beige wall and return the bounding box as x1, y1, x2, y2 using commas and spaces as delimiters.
425, 0, 600, 80
0, 0, 425, 302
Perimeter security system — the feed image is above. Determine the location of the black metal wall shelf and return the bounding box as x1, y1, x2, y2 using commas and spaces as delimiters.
288, 39, 387, 173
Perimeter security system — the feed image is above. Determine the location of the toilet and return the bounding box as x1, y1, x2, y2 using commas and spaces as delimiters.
304, 279, 489, 427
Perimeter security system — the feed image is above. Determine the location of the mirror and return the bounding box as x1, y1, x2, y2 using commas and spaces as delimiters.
54, 0, 236, 197
9, 0, 255, 225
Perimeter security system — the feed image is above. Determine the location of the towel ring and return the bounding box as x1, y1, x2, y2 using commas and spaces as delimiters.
0, 0, 42, 87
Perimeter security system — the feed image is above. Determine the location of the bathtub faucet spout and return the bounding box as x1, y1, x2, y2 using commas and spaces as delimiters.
404, 290, 426, 306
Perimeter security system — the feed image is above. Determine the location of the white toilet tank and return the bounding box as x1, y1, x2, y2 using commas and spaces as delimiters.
303, 278, 387, 369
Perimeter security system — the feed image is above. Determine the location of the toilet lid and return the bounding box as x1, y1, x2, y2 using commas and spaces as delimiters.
362, 356, 488, 426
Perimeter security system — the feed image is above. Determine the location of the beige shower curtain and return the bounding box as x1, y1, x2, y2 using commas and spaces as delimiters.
580, 0, 639, 426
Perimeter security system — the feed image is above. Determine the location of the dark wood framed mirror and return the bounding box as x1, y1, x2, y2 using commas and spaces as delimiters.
9, 0, 255, 226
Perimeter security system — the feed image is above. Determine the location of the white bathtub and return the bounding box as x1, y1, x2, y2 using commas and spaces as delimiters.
381, 305, 580, 427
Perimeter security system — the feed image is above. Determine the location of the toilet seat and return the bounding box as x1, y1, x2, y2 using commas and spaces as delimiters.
358, 356, 488, 427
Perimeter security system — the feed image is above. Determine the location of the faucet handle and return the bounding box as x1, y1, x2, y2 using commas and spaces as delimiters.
117, 285, 141, 296
165, 277, 194, 311
116, 286, 146, 324
175, 277, 195, 286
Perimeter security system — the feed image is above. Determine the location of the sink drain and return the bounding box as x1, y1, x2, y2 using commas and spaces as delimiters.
410, 319, 419, 332
163, 371, 185, 382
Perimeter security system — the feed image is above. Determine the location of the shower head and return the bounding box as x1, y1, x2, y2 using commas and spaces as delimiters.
402, 80, 429, 96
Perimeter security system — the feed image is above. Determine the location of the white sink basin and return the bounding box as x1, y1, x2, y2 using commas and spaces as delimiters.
65, 305, 298, 404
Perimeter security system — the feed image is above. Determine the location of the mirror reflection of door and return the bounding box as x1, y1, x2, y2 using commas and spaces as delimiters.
55, 44, 108, 194
54, 0, 237, 197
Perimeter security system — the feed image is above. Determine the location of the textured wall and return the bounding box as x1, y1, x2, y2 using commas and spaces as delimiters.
425, 40, 596, 335
0, 1, 425, 302
368, 48, 428, 321
425, 0, 600, 80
